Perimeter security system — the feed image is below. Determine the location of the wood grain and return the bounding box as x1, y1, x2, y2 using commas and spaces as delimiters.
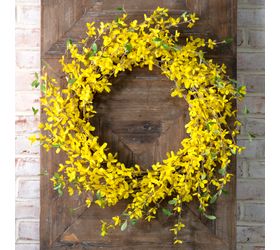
41, 0, 237, 249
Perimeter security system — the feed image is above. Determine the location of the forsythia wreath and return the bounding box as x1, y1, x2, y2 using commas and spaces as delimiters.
30, 7, 246, 244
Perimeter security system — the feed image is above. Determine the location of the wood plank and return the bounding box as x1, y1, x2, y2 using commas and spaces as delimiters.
57, 201, 228, 249
41, 0, 237, 248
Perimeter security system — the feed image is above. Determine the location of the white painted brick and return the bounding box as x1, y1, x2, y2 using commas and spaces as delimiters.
237, 139, 265, 159
16, 70, 39, 91
242, 74, 265, 94
15, 91, 40, 114
17, 221, 39, 241
237, 29, 245, 47
237, 8, 265, 27
237, 225, 264, 243
15, 133, 40, 155
15, 115, 40, 134
237, 179, 265, 200
237, 52, 265, 71
16, 28, 40, 48
242, 202, 265, 223
16, 5, 40, 26
239, 116, 265, 137
237, 157, 248, 178
237, 159, 265, 178
237, 202, 242, 221
15, 244, 40, 250
238, 96, 265, 115
16, 200, 40, 219
237, 244, 265, 250
247, 160, 265, 178
16, 50, 40, 70
15, 157, 40, 176
248, 29, 265, 49
16, 0, 40, 3
246, 0, 265, 5
17, 178, 40, 199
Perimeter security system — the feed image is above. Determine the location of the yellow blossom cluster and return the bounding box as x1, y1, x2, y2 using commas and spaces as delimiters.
30, 7, 246, 244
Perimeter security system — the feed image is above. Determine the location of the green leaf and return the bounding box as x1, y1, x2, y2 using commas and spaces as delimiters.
121, 220, 128, 231
204, 214, 216, 220
228, 77, 238, 86
201, 172, 206, 180
214, 76, 224, 88
32, 107, 39, 115
91, 42, 98, 54
96, 190, 102, 200
198, 206, 204, 213
41, 82, 46, 93
223, 37, 233, 44
210, 152, 217, 160
130, 219, 137, 225
31, 79, 40, 88
198, 50, 205, 64
218, 167, 227, 176
124, 43, 132, 54
153, 37, 162, 47
54, 183, 62, 191
161, 43, 170, 50
168, 199, 177, 205
162, 208, 172, 216
222, 189, 228, 195
243, 106, 250, 115
57, 188, 63, 196
66, 38, 73, 50
210, 194, 218, 204
35, 72, 39, 80
206, 121, 216, 131
53, 172, 60, 179
86, 50, 94, 59
116, 6, 124, 11
68, 78, 76, 85
248, 132, 256, 142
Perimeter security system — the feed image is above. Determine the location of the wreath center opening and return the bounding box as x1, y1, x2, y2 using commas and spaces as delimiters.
91, 66, 189, 169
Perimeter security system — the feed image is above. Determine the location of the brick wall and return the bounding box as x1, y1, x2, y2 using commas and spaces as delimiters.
15, 1, 265, 249
15, 0, 41, 249
236, 0, 265, 249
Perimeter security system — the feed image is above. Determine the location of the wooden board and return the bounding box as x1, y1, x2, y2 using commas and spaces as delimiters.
41, 0, 237, 249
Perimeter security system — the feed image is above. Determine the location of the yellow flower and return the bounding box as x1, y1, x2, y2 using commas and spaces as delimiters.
208, 39, 217, 49
68, 186, 74, 196
100, 220, 108, 237
85, 198, 91, 208
112, 216, 121, 226
190, 13, 199, 23
28, 135, 37, 144
174, 239, 183, 244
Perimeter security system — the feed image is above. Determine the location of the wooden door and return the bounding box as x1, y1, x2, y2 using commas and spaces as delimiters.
41, 1, 237, 249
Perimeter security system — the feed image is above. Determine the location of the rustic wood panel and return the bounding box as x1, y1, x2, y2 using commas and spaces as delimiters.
41, 0, 91, 55
92, 67, 188, 169
41, 0, 237, 249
